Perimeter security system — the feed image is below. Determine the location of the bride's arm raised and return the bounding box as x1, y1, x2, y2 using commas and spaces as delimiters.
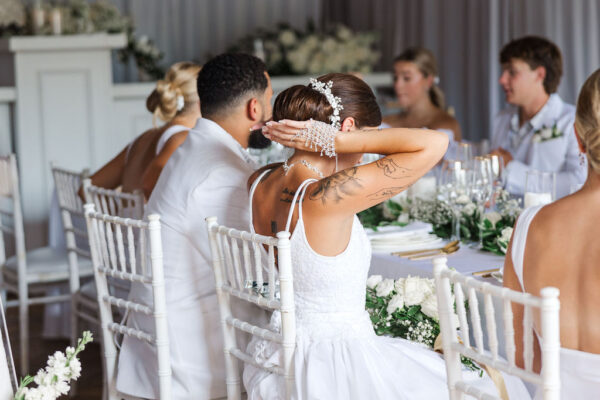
263, 120, 448, 216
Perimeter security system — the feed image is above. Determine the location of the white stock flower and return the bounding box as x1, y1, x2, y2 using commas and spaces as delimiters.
336, 25, 352, 41
420, 294, 439, 320
366, 275, 382, 289
33, 369, 51, 386
278, 30, 297, 47
483, 211, 502, 227
375, 278, 395, 297
403, 277, 430, 306
69, 358, 82, 380
540, 127, 553, 140
397, 212, 410, 224
386, 293, 405, 314
54, 379, 70, 395
462, 202, 476, 216
499, 227, 513, 243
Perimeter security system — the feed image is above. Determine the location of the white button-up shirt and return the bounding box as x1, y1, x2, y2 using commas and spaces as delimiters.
491, 94, 586, 198
116, 118, 265, 399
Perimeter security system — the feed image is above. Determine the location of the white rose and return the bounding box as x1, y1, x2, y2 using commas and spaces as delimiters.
462, 202, 476, 216
376, 278, 395, 297
394, 278, 405, 293
456, 194, 470, 204
540, 127, 553, 140
278, 30, 297, 47
382, 202, 395, 220
397, 212, 410, 224
500, 226, 513, 243
403, 276, 428, 306
386, 293, 405, 314
366, 275, 382, 289
483, 211, 502, 227
390, 190, 408, 205
532, 134, 542, 143
420, 294, 439, 320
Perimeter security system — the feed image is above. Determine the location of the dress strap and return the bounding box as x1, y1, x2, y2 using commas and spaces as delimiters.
248, 169, 273, 233
510, 205, 544, 291
285, 179, 318, 232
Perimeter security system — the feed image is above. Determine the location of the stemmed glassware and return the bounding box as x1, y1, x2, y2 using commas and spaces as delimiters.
439, 160, 469, 241
455, 143, 473, 167
470, 157, 494, 248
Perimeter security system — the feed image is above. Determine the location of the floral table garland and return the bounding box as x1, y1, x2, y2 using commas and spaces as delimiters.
359, 188, 522, 255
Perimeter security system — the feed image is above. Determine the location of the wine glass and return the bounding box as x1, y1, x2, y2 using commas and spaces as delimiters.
524, 171, 556, 207
456, 143, 473, 167
439, 160, 469, 241
470, 157, 494, 247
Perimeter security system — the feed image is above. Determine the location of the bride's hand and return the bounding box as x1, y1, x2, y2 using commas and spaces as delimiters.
261, 120, 320, 152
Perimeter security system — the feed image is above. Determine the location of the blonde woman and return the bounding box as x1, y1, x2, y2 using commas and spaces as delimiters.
383, 47, 461, 142
504, 68, 600, 397
88, 61, 201, 196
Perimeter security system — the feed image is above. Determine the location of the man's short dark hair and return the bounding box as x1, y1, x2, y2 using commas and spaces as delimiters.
197, 53, 268, 118
500, 36, 563, 94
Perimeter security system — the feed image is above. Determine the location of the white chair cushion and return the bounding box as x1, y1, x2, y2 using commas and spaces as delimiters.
4, 246, 94, 283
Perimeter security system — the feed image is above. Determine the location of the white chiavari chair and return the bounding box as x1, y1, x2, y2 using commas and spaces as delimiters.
433, 257, 560, 400
0, 154, 94, 375
82, 179, 144, 221
84, 203, 170, 400
206, 216, 295, 400
51, 165, 97, 347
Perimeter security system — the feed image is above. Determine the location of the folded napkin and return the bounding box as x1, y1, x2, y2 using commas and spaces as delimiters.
368, 222, 442, 254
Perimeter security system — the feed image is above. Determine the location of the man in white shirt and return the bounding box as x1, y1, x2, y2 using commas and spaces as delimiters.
490, 36, 586, 198
116, 53, 273, 399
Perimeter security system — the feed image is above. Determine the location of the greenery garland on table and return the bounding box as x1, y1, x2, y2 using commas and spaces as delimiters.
358, 189, 521, 255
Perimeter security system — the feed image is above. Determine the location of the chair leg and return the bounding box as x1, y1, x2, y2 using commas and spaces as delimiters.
69, 297, 79, 397
18, 291, 28, 376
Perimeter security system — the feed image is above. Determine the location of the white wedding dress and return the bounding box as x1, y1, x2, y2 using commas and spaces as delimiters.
243, 172, 531, 399
512, 205, 600, 399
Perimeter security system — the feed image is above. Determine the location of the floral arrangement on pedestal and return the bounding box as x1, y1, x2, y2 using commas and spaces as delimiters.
13, 331, 93, 400
230, 22, 380, 76
358, 188, 522, 255
0, 0, 164, 80
365, 275, 480, 372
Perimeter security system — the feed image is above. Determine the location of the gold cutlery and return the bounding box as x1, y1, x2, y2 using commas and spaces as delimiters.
407, 244, 460, 260
391, 240, 459, 257
472, 268, 501, 278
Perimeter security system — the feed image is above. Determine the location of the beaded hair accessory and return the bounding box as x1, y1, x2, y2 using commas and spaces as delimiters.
308, 78, 344, 129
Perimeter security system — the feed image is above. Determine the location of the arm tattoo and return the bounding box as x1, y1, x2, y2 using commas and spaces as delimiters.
375, 158, 412, 179
309, 167, 362, 205
367, 186, 408, 201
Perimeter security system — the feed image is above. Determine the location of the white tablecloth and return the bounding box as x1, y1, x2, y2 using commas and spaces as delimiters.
370, 245, 505, 280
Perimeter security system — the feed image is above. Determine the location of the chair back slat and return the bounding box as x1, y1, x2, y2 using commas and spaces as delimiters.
206, 217, 295, 400
433, 257, 560, 400
84, 205, 171, 400
82, 178, 144, 220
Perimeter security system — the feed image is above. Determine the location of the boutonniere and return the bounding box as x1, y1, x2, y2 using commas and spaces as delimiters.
532, 122, 562, 143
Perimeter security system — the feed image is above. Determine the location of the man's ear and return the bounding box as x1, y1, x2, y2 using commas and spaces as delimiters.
535, 66, 547, 86
340, 117, 356, 132
247, 97, 261, 122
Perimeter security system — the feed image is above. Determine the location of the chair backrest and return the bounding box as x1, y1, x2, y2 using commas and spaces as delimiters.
205, 217, 295, 400
82, 178, 144, 220
433, 257, 560, 400
84, 204, 170, 400
51, 165, 91, 290
0, 154, 26, 286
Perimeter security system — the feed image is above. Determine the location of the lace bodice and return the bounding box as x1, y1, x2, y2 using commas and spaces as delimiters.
250, 171, 374, 340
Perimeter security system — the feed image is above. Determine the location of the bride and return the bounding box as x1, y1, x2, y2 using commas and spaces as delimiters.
244, 73, 530, 399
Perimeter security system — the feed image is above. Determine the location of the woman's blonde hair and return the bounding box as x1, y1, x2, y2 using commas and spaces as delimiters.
575, 68, 600, 173
394, 47, 445, 110
146, 61, 201, 126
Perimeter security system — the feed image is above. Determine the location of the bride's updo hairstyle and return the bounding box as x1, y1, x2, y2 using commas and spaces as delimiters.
575, 68, 600, 173
146, 61, 201, 126
272, 73, 382, 129
394, 47, 445, 110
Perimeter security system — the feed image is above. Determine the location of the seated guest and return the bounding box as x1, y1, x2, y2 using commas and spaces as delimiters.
490, 36, 586, 198
383, 47, 461, 142
504, 68, 600, 398
116, 53, 272, 399
88, 61, 201, 195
